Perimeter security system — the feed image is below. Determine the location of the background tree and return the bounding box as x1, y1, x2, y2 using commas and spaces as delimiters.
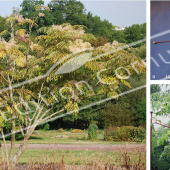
20, 0, 54, 30
151, 85, 170, 170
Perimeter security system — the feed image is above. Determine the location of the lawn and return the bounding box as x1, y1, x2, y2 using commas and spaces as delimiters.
16, 149, 146, 166
3, 129, 145, 145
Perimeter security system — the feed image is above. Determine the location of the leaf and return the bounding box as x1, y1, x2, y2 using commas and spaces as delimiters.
0, 111, 6, 121
0, 30, 9, 37
121, 79, 132, 88
6, 106, 12, 114
167, 130, 170, 136
65, 101, 79, 116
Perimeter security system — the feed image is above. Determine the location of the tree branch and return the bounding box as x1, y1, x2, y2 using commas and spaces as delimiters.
153, 121, 170, 128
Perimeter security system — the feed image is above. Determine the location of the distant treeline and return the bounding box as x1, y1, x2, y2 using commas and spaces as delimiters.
0, 0, 146, 46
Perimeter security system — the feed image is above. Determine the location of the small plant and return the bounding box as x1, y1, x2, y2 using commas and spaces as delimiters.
57, 128, 65, 132
44, 124, 50, 130
88, 123, 98, 140
71, 129, 82, 133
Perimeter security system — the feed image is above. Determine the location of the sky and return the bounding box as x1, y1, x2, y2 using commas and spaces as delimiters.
0, 0, 146, 27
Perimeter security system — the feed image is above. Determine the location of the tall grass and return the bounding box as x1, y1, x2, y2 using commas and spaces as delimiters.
0, 147, 146, 170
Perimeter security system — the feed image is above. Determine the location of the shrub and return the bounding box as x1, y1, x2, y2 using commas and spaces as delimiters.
71, 129, 82, 133
57, 128, 65, 132
152, 145, 170, 170
44, 124, 50, 130
129, 126, 146, 142
88, 124, 98, 140
15, 133, 24, 140
3, 122, 24, 140
105, 126, 146, 142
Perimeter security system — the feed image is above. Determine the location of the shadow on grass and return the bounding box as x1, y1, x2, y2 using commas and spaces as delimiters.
29, 136, 43, 140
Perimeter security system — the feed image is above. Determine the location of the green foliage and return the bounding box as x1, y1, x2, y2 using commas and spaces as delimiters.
157, 133, 169, 146
128, 45, 146, 59
19, 0, 146, 45
57, 128, 65, 132
105, 126, 145, 142
2, 119, 24, 141
20, 0, 54, 30
43, 123, 50, 130
124, 23, 146, 46
152, 145, 170, 170
99, 102, 136, 127
134, 98, 146, 126
152, 125, 170, 170
15, 133, 24, 140
128, 126, 146, 142
88, 123, 98, 140
151, 84, 161, 94
151, 86, 170, 116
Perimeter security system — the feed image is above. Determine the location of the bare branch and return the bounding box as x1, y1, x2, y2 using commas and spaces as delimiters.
33, 105, 45, 124
41, 109, 64, 122
153, 121, 170, 128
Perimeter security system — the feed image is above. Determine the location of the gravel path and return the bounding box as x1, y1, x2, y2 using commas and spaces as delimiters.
4, 143, 146, 152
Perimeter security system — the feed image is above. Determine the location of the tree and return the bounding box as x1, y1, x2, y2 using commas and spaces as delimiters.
20, 0, 44, 19
124, 23, 146, 45
151, 85, 170, 170
151, 84, 161, 94
18, 0, 146, 45
49, 0, 86, 25
0, 5, 146, 168
152, 124, 170, 170
99, 102, 136, 127
135, 98, 146, 126
20, 0, 54, 30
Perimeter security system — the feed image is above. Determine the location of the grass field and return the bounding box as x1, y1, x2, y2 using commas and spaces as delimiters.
16, 149, 145, 166
3, 129, 145, 145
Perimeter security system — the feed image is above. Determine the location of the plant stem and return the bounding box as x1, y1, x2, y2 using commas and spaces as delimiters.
153, 40, 170, 44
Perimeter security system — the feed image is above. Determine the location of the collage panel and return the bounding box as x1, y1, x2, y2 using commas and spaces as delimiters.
151, 84, 170, 170
151, 1, 170, 80
0, 0, 147, 170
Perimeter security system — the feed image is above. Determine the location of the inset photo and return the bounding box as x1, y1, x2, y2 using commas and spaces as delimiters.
151, 1, 170, 80
150, 84, 170, 169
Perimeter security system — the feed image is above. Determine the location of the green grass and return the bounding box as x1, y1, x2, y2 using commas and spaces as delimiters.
3, 130, 145, 145
16, 149, 145, 166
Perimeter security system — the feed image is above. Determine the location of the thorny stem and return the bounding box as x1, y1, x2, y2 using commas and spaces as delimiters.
153, 40, 170, 44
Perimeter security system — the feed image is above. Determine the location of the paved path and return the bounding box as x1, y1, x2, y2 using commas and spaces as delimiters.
4, 144, 146, 152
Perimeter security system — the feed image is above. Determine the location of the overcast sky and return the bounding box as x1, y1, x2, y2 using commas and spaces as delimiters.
0, 0, 146, 27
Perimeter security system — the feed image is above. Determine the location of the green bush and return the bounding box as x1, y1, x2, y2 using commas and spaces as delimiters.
129, 126, 146, 142
105, 126, 146, 142
3, 122, 24, 141
15, 133, 24, 140
88, 124, 98, 140
152, 145, 170, 170
43, 124, 50, 130
57, 128, 65, 132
